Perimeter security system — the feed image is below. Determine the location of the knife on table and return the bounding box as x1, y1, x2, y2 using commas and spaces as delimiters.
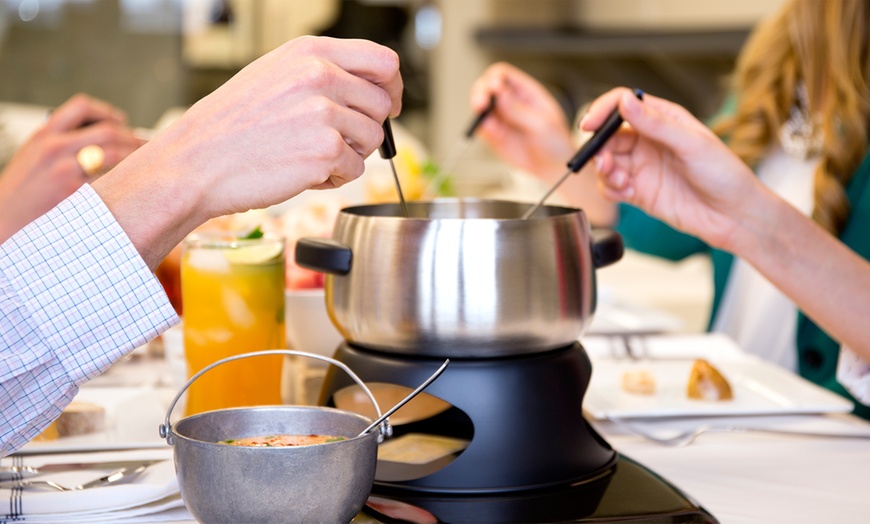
0, 459, 163, 482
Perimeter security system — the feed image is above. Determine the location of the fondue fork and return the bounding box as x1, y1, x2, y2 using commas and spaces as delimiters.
522, 88, 644, 220
379, 119, 408, 217
425, 94, 497, 198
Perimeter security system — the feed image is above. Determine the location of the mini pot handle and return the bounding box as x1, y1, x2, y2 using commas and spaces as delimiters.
295, 237, 352, 275
590, 229, 624, 269
158, 350, 386, 444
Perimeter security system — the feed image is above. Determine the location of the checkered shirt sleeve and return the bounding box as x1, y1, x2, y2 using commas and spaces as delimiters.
0, 184, 179, 455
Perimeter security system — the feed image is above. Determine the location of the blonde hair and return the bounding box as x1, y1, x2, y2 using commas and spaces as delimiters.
713, 0, 870, 234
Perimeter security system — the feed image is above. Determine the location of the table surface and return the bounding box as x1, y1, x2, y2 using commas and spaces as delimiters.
592, 413, 870, 524
34, 345, 870, 524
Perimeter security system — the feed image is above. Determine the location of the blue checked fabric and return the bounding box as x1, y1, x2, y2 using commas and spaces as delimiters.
0, 185, 178, 455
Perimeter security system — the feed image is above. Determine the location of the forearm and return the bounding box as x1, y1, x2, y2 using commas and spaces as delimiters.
91, 124, 212, 270
728, 189, 870, 359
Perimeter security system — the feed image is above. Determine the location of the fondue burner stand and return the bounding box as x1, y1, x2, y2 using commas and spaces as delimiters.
319, 342, 717, 523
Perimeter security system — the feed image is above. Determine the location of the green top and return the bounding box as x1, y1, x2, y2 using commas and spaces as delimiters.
615, 151, 870, 420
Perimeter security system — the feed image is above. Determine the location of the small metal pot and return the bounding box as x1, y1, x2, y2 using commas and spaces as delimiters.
296, 199, 623, 357
159, 350, 386, 524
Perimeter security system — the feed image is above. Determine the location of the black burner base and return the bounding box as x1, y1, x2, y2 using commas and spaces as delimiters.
366, 454, 717, 523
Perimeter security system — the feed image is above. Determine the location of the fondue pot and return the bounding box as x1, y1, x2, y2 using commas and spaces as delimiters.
296, 200, 714, 518
295, 199, 623, 357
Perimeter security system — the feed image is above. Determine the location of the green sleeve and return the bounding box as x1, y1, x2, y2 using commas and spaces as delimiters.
616, 203, 709, 261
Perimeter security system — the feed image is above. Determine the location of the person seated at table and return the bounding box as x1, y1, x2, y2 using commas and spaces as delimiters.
469, 0, 870, 417
0, 94, 144, 243
581, 87, 870, 410
0, 35, 403, 456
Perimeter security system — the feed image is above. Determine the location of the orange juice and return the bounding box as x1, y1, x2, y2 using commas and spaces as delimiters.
181, 233, 286, 416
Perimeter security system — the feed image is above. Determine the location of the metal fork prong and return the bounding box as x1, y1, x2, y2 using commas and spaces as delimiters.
608, 336, 621, 358
622, 336, 638, 361
637, 336, 650, 359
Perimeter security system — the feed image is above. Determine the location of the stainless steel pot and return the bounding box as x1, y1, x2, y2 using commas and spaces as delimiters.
296, 199, 623, 357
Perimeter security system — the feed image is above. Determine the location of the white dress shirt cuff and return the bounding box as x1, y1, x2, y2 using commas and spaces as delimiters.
837, 345, 870, 406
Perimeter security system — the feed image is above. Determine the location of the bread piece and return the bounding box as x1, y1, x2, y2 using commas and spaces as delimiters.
54, 401, 106, 437
686, 359, 733, 401
34, 421, 60, 441
621, 369, 656, 395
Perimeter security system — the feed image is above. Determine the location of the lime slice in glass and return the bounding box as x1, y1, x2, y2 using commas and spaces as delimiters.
223, 243, 283, 264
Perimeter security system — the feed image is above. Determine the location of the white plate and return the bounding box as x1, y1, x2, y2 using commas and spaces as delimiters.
17, 387, 170, 455
582, 335, 854, 419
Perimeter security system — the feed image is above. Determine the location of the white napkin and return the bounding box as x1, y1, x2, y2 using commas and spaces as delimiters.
1, 449, 192, 523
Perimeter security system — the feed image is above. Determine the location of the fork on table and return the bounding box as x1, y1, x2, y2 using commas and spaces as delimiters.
606, 416, 870, 447
0, 463, 152, 492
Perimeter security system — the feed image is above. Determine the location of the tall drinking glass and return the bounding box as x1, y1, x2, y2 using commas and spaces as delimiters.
180, 232, 286, 416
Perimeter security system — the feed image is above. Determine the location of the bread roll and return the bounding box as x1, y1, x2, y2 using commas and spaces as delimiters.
55, 401, 106, 437
34, 421, 60, 441
686, 359, 733, 401
621, 369, 656, 395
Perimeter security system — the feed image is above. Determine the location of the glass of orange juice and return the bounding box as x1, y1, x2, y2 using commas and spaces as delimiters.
180, 232, 286, 416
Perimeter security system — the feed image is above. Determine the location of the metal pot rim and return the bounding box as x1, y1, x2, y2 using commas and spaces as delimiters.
170, 405, 376, 447
339, 198, 583, 220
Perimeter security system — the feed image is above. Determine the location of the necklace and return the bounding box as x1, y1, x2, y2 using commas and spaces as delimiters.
779, 83, 822, 159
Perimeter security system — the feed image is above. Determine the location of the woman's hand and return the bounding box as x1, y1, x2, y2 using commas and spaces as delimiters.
0, 94, 144, 242
469, 62, 574, 179
585, 87, 870, 359
585, 88, 770, 252
470, 63, 618, 225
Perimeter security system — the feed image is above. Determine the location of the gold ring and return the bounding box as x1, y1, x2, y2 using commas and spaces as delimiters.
76, 144, 105, 176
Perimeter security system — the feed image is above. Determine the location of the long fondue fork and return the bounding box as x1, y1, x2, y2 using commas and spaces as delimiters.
425, 94, 497, 198
379, 119, 408, 217
522, 88, 644, 220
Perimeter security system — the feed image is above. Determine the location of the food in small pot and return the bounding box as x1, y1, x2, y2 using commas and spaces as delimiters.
221, 434, 347, 447
687, 359, 733, 401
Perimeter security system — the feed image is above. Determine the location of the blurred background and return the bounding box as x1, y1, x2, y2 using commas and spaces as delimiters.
0, 0, 788, 333
0, 0, 785, 165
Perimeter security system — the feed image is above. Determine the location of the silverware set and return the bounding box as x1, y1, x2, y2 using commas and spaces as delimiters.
0, 456, 162, 491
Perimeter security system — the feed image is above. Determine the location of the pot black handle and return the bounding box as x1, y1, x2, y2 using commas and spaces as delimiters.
295, 237, 352, 275
590, 229, 624, 269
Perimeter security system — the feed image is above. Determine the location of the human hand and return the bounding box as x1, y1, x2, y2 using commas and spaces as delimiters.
0, 94, 143, 242
584, 88, 773, 251
469, 62, 574, 178
94, 36, 403, 268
